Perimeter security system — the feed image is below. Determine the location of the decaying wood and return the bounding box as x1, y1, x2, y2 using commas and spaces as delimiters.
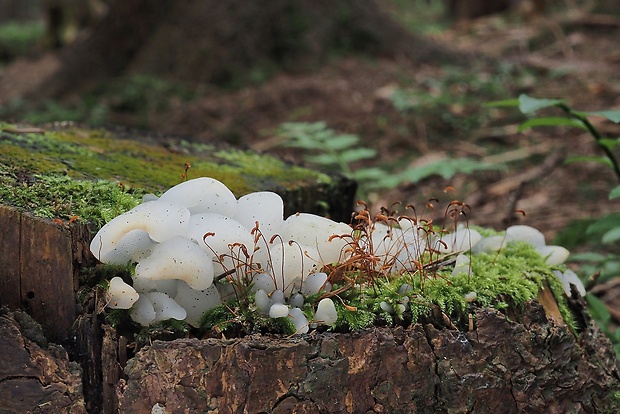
0, 205, 87, 342
116, 300, 619, 414
0, 308, 86, 413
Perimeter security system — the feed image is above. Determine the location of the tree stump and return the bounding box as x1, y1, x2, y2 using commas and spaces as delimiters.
1, 125, 619, 413
114, 300, 619, 414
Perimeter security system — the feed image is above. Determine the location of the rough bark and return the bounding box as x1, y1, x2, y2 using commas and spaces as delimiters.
0, 308, 86, 414
116, 300, 620, 414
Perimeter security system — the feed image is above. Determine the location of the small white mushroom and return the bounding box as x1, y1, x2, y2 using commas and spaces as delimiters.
314, 298, 338, 325
254, 289, 271, 316
280, 213, 351, 265
537, 245, 570, 266
174, 281, 222, 327
186, 213, 254, 276
146, 291, 187, 322
288, 307, 309, 334
107, 277, 139, 309
268, 242, 321, 296
269, 303, 290, 318
451, 254, 471, 277
554, 269, 586, 297
505, 225, 546, 248
300, 272, 328, 296
130, 295, 156, 326
100, 229, 156, 265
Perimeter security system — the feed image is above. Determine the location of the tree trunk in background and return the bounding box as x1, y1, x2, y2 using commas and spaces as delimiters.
38, 0, 470, 99
0, 0, 40, 23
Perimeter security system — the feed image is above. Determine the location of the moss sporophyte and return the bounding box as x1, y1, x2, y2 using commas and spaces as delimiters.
91, 176, 580, 340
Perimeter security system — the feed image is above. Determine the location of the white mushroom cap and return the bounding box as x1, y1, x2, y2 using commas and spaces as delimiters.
186, 213, 254, 276
288, 307, 309, 334
314, 298, 338, 325
280, 213, 351, 265
100, 229, 156, 265
536, 245, 570, 266
268, 303, 289, 318
158, 177, 237, 216
145, 291, 187, 322
505, 225, 546, 248
130, 295, 156, 326
107, 277, 139, 309
90, 200, 190, 260
174, 281, 222, 327
436, 227, 482, 253
233, 191, 284, 239
268, 242, 321, 295
135, 236, 214, 290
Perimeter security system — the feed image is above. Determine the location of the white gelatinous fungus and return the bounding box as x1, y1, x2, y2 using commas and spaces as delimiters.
288, 307, 309, 334
186, 213, 254, 275
100, 229, 156, 265
158, 177, 237, 216
130, 295, 156, 326
536, 245, 570, 266
280, 213, 351, 265
174, 281, 222, 327
233, 191, 284, 239
314, 298, 338, 325
269, 303, 290, 318
505, 225, 546, 248
146, 291, 187, 322
90, 200, 190, 260
554, 269, 586, 297
135, 236, 214, 290
107, 277, 139, 309
300, 272, 328, 296
268, 242, 321, 296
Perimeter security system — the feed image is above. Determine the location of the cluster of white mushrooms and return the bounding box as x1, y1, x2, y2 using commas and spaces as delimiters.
92, 177, 353, 330
93, 176, 584, 334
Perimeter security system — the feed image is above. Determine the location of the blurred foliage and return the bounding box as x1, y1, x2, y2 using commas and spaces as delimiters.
487, 94, 620, 356
277, 121, 502, 200
0, 20, 44, 62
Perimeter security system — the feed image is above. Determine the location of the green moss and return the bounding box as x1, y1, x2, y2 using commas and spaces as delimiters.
326, 241, 577, 332
0, 124, 333, 223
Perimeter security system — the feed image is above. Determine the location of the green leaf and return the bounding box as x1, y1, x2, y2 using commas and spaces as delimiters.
518, 94, 565, 114
305, 153, 339, 166
599, 138, 620, 151
609, 186, 620, 200
323, 134, 359, 150
569, 252, 608, 263
483, 98, 520, 108
565, 155, 613, 167
351, 167, 387, 181
602, 227, 620, 244
399, 158, 499, 183
587, 213, 620, 235
517, 117, 587, 132
338, 148, 377, 163
584, 110, 620, 124
586, 293, 611, 325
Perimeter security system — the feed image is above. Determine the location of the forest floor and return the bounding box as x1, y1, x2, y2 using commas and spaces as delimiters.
152, 9, 620, 244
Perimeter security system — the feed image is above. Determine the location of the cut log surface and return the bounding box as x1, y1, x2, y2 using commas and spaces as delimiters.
117, 302, 620, 414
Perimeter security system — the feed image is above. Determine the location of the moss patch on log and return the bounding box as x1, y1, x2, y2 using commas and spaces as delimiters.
0, 122, 335, 225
